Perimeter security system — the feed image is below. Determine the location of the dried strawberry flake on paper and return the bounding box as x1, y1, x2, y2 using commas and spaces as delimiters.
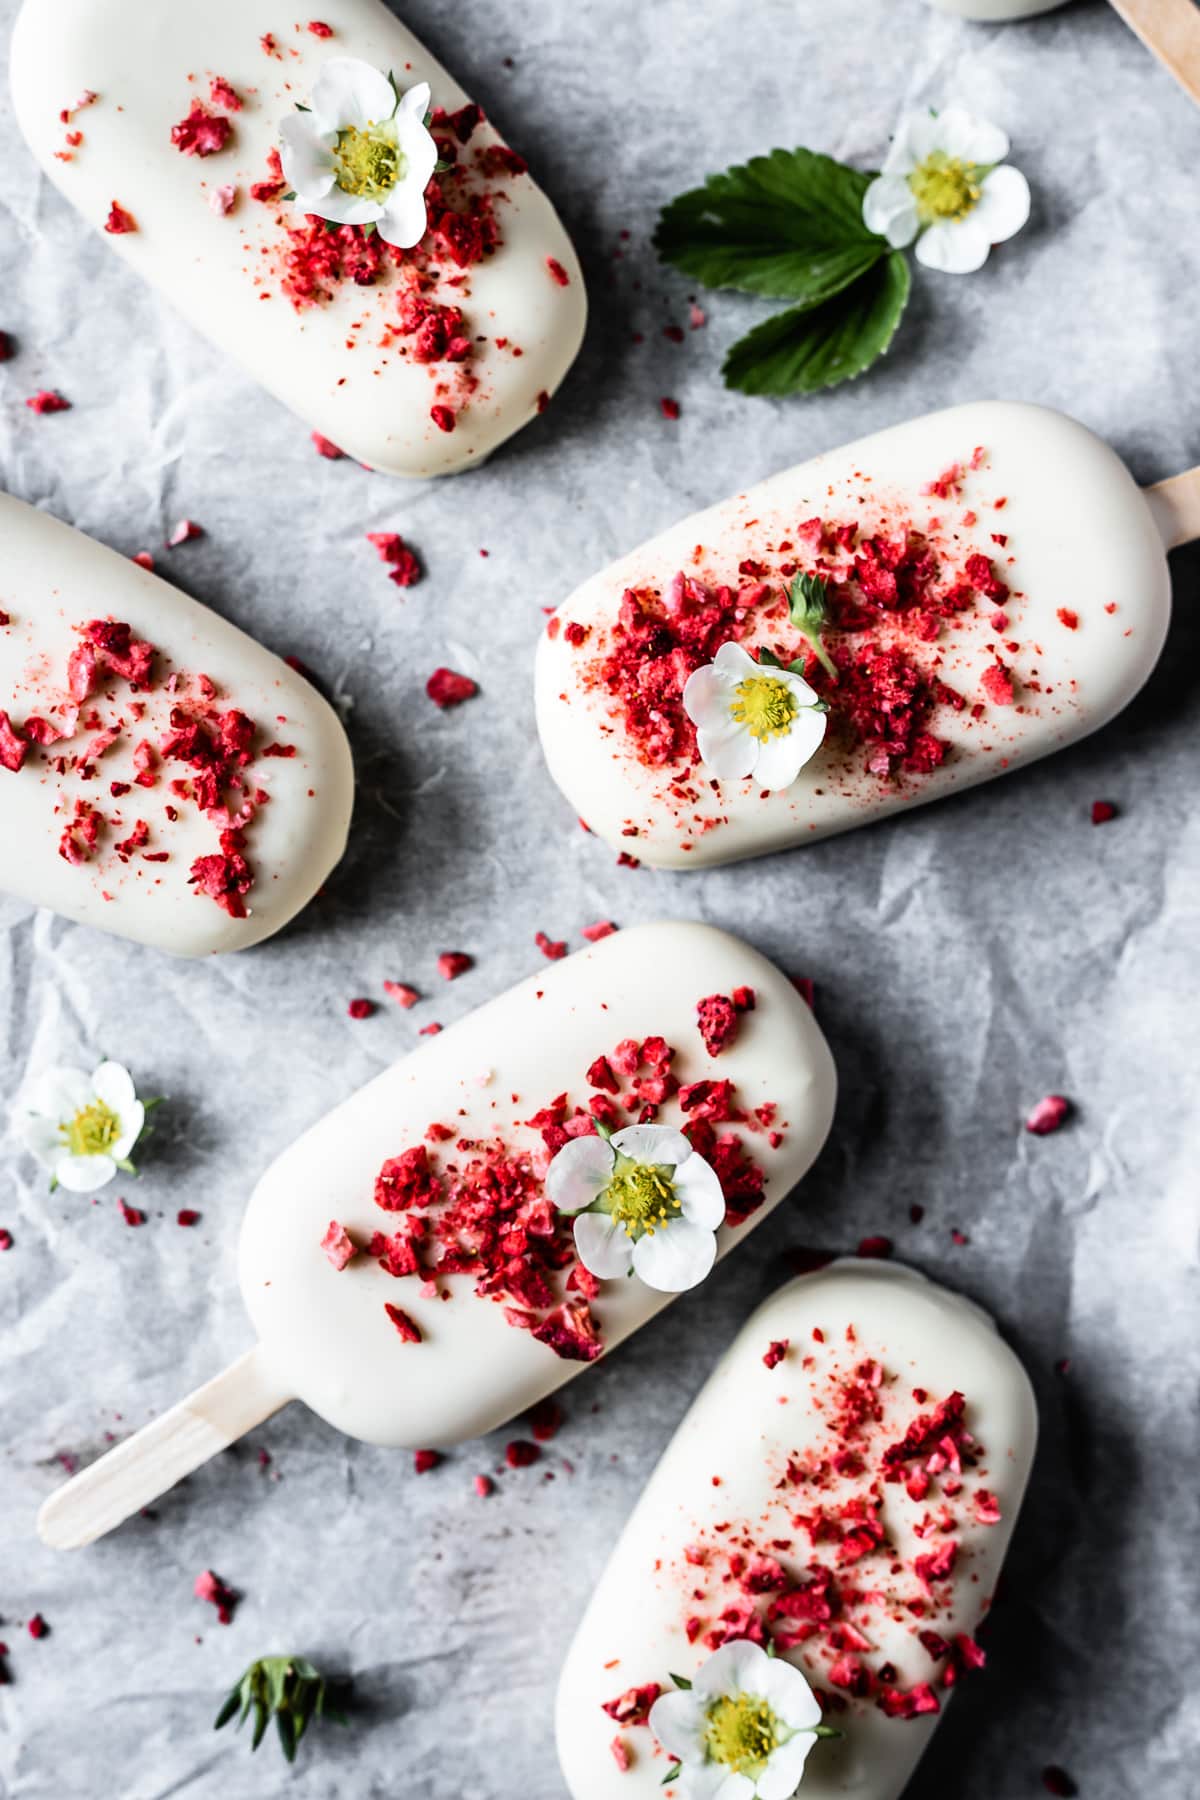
427, 667, 478, 708
194, 1570, 237, 1624
25, 390, 70, 414
413, 1448, 442, 1473
27, 1614, 49, 1640
311, 431, 343, 459
1025, 1094, 1071, 1135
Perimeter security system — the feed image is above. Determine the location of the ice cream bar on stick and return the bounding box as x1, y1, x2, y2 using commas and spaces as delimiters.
556, 1260, 1038, 1800
10, 0, 587, 477
0, 493, 353, 955
930, 0, 1200, 109
537, 401, 1193, 870
37, 922, 837, 1548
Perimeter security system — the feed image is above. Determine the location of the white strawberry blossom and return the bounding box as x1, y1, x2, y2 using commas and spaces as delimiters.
863, 104, 1030, 274
650, 1641, 827, 1799
684, 643, 827, 792
19, 1060, 147, 1193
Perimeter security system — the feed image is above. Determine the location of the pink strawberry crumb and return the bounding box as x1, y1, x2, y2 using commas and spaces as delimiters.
311, 430, 343, 458
763, 1339, 789, 1370
194, 1570, 237, 1623
581, 920, 617, 942
177, 1209, 200, 1227
208, 183, 238, 215
474, 1473, 495, 1497
437, 951, 473, 981
1026, 1095, 1071, 1136
610, 1736, 632, 1772
104, 201, 136, 234
26, 390, 70, 415
414, 1448, 442, 1473
118, 1198, 145, 1227
426, 667, 477, 708
27, 1614, 49, 1640
321, 1220, 356, 1270
535, 930, 568, 961
167, 519, 203, 547
347, 997, 375, 1019
384, 980, 420, 1008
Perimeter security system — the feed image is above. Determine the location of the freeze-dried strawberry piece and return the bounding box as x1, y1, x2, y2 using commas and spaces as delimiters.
27, 1614, 50, 1640
587, 1056, 619, 1095
59, 800, 102, 865
384, 1302, 422, 1343
366, 531, 422, 588
177, 1209, 200, 1226
118, 1198, 146, 1226
877, 1682, 940, 1719
914, 1540, 959, 1588
1091, 799, 1116, 825
167, 518, 204, 547
528, 1397, 563, 1442
601, 1682, 661, 1726
1026, 1094, 1070, 1135
189, 841, 252, 918
882, 1391, 966, 1467
308, 19, 334, 36
347, 998, 375, 1020
581, 920, 617, 942
609, 1737, 631, 1772
535, 930, 567, 960
194, 1569, 237, 1624
1041, 1770, 1078, 1798
546, 257, 570, 286
171, 103, 232, 157
974, 1488, 1002, 1525
0, 712, 29, 773
384, 980, 420, 1008
437, 951, 473, 981
474, 1473, 494, 1497
104, 201, 137, 234
367, 1227, 422, 1279
311, 431, 343, 458
505, 1439, 539, 1468
660, 397, 680, 421
25, 390, 70, 414
413, 1448, 441, 1472
980, 661, 1015, 707
209, 77, 242, 111
763, 1339, 789, 1370
697, 993, 741, 1057
426, 667, 477, 708
430, 404, 456, 434
856, 1235, 893, 1259
532, 1301, 603, 1363
375, 1146, 441, 1212
321, 1220, 356, 1270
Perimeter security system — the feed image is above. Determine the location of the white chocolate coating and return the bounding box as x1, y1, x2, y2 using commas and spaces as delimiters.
0, 493, 354, 955
556, 1261, 1038, 1800
9, 0, 587, 478
239, 922, 837, 1446
536, 401, 1171, 868
928, 0, 1067, 18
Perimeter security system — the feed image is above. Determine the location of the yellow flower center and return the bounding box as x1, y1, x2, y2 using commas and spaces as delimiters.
704, 1692, 782, 1776
333, 122, 404, 200
731, 675, 798, 742
605, 1161, 681, 1240
908, 151, 984, 224
60, 1099, 121, 1158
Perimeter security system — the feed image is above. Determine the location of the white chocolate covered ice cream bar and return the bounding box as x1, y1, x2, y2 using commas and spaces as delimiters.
10, 0, 587, 477
0, 493, 354, 955
537, 401, 1195, 869
557, 1260, 1038, 1799
38, 922, 836, 1546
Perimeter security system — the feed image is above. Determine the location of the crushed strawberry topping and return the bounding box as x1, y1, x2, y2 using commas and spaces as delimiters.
104, 202, 136, 235
170, 102, 232, 157
427, 667, 478, 709
364, 1021, 776, 1361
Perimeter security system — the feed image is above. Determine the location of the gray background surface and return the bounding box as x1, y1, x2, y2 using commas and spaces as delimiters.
1, 0, 1198, 1795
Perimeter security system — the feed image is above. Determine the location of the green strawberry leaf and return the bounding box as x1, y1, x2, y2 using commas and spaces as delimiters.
722, 251, 911, 397
655, 147, 886, 304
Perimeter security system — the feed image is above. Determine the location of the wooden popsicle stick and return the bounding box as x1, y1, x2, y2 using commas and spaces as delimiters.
1109, 0, 1200, 103
1145, 466, 1200, 550
37, 1347, 292, 1550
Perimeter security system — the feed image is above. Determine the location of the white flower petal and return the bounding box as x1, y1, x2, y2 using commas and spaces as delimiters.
648, 1688, 709, 1762
632, 1218, 716, 1292
972, 164, 1031, 245
278, 112, 337, 199
759, 1657, 823, 1732
90, 1061, 136, 1115
31, 1067, 92, 1122
546, 1135, 614, 1212
300, 185, 386, 226
752, 706, 827, 791
683, 662, 738, 729
862, 174, 919, 248
712, 1775, 755, 1800
573, 1212, 634, 1280
110, 1100, 145, 1163
673, 1152, 726, 1230
757, 1734, 818, 1800
933, 105, 1010, 167
21, 1116, 65, 1167
610, 1124, 691, 1166
56, 1153, 116, 1193
377, 182, 429, 249
396, 79, 432, 122
694, 1638, 772, 1702
916, 216, 991, 274
777, 666, 820, 709
880, 111, 925, 175
311, 55, 397, 131
696, 722, 760, 782
712, 641, 760, 680
677, 1767, 732, 1800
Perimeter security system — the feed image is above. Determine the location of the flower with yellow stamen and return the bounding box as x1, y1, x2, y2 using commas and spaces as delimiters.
684, 641, 827, 792
863, 104, 1030, 275
19, 1060, 148, 1193
650, 1639, 829, 1798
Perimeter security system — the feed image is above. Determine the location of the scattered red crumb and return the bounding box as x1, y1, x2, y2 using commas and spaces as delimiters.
601, 1682, 661, 1726
25, 390, 70, 415
474, 1473, 494, 1497
177, 1209, 200, 1227
529, 1397, 563, 1442
308, 19, 334, 35
506, 1439, 540, 1469
209, 183, 238, 216
609, 1735, 632, 1772
1091, 800, 1116, 825
1056, 608, 1079, 631
384, 980, 421, 1008
582, 920, 617, 942
0, 1229, 12, 1250
321, 1220, 356, 1271
980, 661, 1015, 707
427, 667, 478, 708
118, 1198, 146, 1227
419, 1022, 443, 1036
0, 330, 12, 361
167, 518, 203, 548
104, 201, 136, 235
366, 530, 422, 588
384, 1302, 422, 1343
430, 404, 456, 434
311, 431, 343, 459
856, 1236, 893, 1259
536, 930, 568, 961
696, 990, 751, 1057
0, 711, 29, 774
194, 1570, 237, 1624
414, 1448, 442, 1473
132, 551, 155, 570
763, 1339, 789, 1370
27, 1614, 49, 1640
347, 997, 375, 1020
209, 77, 242, 112
437, 951, 473, 981
546, 256, 570, 286
170, 102, 232, 157
1041, 1768, 1078, 1797
1025, 1095, 1071, 1136
660, 397, 681, 420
